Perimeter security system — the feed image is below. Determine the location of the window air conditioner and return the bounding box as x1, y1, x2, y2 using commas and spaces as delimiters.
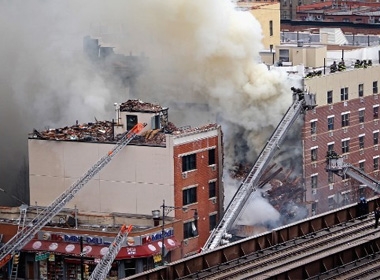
329, 131, 333, 137
211, 198, 217, 204
375, 145, 378, 151
343, 127, 348, 133
182, 173, 188, 179
211, 165, 216, 171
344, 101, 348, 107
360, 149, 364, 155
360, 97, 364, 103
330, 105, 333, 110
360, 124, 364, 129
312, 136, 317, 141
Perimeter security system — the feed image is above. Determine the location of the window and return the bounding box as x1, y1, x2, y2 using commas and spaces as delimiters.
374, 106, 379, 119
327, 90, 333, 104
373, 81, 378, 94
183, 187, 197, 205
359, 135, 365, 149
328, 171, 334, 183
151, 115, 160, 130
208, 149, 216, 165
358, 83, 364, 97
311, 202, 317, 215
340, 87, 348, 101
342, 139, 350, 154
311, 148, 318, 161
359, 109, 365, 123
359, 161, 365, 172
341, 113, 350, 127
374, 157, 379, 170
209, 214, 217, 231
374, 131, 379, 145
328, 196, 335, 210
182, 154, 196, 172
126, 115, 138, 131
209, 181, 216, 198
311, 121, 317, 135
311, 175, 318, 189
279, 49, 289, 62
184, 220, 198, 239
327, 116, 334, 130
327, 143, 335, 152
269, 20, 273, 36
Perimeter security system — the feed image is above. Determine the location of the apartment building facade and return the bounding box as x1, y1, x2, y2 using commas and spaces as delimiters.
303, 65, 380, 214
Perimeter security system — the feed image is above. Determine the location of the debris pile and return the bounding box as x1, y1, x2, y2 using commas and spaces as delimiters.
30, 121, 114, 142
120, 99, 164, 112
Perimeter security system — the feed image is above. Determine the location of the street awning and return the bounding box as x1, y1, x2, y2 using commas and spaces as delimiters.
22, 238, 180, 259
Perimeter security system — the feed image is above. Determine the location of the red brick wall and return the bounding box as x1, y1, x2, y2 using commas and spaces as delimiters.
303, 94, 380, 213
172, 134, 221, 257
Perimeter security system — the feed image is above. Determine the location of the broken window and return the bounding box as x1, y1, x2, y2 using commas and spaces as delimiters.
327, 116, 334, 130
340, 87, 348, 101
208, 149, 216, 165
182, 154, 196, 172
341, 113, 349, 127
183, 187, 197, 205
341, 139, 350, 154
327, 90, 333, 104
126, 115, 138, 131
184, 220, 198, 239
209, 181, 216, 198
359, 109, 365, 123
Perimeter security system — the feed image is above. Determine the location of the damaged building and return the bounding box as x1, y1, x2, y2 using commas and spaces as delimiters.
12, 99, 224, 278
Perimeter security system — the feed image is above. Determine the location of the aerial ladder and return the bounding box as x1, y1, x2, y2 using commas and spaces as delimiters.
0, 123, 146, 267
9, 204, 28, 280
89, 225, 133, 280
202, 89, 317, 251
325, 151, 380, 193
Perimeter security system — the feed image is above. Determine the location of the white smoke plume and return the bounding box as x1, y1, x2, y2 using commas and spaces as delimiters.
0, 0, 297, 229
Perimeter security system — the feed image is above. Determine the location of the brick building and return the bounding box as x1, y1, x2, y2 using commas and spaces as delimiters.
303, 64, 380, 214
1, 99, 224, 279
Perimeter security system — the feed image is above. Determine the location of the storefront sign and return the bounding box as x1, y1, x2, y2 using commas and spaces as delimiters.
38, 232, 112, 246
35, 253, 50, 261
142, 228, 174, 244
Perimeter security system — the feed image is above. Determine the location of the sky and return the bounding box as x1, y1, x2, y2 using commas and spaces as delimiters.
0, 0, 299, 227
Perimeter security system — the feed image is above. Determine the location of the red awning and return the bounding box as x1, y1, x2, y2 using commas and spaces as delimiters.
22, 238, 180, 259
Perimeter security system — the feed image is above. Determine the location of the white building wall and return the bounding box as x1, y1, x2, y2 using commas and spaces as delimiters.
29, 140, 174, 215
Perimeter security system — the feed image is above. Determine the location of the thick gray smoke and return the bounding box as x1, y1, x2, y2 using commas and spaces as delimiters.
0, 0, 297, 228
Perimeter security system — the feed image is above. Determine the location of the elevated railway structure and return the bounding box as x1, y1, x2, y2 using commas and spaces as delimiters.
124, 198, 380, 280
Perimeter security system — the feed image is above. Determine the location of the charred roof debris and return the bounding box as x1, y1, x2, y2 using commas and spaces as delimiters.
29, 99, 219, 147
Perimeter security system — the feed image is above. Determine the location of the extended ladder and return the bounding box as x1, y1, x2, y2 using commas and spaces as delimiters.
203, 91, 316, 251
0, 123, 146, 265
90, 225, 133, 280
9, 204, 28, 280
326, 155, 380, 193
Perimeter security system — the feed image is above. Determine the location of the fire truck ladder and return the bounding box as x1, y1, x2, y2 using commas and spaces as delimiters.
9, 204, 28, 280
326, 153, 380, 193
203, 90, 316, 251
0, 123, 146, 266
89, 225, 133, 280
